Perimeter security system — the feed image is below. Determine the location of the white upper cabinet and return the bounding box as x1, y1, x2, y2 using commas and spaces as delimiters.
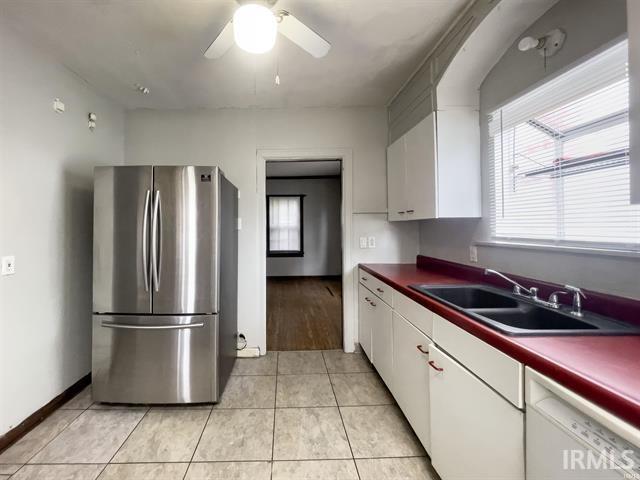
386, 110, 480, 220
386, 137, 408, 221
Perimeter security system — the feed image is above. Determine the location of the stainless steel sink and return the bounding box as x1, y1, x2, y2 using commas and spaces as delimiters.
417, 286, 519, 309
410, 284, 640, 336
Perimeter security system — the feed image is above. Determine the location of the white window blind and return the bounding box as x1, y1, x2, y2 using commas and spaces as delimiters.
488, 40, 640, 252
268, 196, 302, 253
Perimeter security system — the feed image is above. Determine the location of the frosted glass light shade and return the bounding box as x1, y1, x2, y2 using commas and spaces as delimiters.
233, 4, 277, 54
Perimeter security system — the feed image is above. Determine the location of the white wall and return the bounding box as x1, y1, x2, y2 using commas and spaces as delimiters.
267, 177, 342, 277
419, 0, 640, 300
0, 26, 125, 435
125, 107, 419, 351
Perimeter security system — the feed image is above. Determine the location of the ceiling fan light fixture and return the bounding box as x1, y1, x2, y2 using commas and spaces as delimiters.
233, 3, 277, 54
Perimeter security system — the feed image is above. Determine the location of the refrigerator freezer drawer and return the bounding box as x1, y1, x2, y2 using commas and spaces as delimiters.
92, 314, 219, 404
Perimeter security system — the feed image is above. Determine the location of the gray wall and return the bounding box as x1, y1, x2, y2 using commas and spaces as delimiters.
266, 178, 342, 277
125, 107, 420, 352
419, 0, 640, 300
0, 26, 125, 435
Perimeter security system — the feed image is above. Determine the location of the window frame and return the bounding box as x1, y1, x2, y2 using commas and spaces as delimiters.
266, 194, 305, 258
487, 40, 639, 254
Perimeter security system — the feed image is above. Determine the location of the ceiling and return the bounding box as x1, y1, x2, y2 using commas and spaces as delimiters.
0, 0, 468, 109
266, 160, 341, 177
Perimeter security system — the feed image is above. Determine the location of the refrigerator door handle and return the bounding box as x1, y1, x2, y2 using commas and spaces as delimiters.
151, 190, 161, 292
142, 189, 151, 292
101, 321, 205, 330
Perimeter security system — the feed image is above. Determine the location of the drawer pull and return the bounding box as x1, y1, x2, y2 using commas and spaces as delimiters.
361, 276, 368, 281
398, 211, 406, 214
428, 360, 444, 372
101, 321, 204, 330
365, 297, 371, 302
370, 300, 377, 307
416, 345, 428, 355
376, 287, 384, 293
407, 209, 415, 213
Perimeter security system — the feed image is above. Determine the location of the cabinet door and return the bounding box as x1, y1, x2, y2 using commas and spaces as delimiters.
358, 284, 373, 361
371, 297, 393, 389
404, 114, 437, 220
392, 312, 431, 453
387, 137, 408, 221
429, 344, 524, 480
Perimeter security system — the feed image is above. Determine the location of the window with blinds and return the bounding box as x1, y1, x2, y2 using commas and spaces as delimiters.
488, 40, 639, 252
267, 195, 304, 257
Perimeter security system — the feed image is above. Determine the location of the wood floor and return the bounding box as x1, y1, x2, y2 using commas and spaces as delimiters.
267, 276, 343, 351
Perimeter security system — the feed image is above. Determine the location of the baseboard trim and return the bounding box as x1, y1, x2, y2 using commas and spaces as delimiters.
0, 373, 91, 453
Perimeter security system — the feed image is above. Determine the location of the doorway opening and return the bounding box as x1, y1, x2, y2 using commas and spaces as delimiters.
265, 159, 343, 351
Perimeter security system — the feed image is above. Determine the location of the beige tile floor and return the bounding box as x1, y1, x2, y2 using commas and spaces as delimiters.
0, 350, 439, 480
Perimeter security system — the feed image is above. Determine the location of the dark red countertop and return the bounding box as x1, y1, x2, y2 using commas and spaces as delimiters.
360, 257, 640, 428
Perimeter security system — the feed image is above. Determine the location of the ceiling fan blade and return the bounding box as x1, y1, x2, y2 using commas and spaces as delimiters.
278, 11, 330, 58
204, 20, 234, 59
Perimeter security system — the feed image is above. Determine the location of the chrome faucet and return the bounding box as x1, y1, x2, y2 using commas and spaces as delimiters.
564, 285, 587, 317
484, 269, 538, 300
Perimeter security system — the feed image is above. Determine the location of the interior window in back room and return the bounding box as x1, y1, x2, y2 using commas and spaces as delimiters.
267, 195, 304, 257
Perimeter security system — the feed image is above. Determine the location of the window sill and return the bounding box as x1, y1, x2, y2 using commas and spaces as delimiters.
475, 240, 640, 259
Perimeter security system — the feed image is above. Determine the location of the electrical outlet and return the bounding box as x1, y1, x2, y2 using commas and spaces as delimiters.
359, 237, 368, 249
1, 256, 15, 275
368, 236, 376, 249
469, 245, 478, 263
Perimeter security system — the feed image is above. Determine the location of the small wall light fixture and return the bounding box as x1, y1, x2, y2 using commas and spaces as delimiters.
518, 28, 566, 58
135, 83, 150, 95
88, 112, 97, 131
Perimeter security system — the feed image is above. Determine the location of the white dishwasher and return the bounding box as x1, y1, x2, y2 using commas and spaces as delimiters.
526, 367, 640, 480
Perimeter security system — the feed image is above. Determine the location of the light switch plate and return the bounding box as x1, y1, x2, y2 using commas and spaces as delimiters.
1, 255, 15, 275
469, 245, 478, 263
368, 236, 376, 249
359, 237, 368, 249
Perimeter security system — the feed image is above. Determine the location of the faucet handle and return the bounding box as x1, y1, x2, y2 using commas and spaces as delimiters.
564, 284, 586, 298
548, 290, 568, 307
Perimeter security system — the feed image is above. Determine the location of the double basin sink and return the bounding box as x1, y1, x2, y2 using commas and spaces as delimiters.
409, 284, 640, 336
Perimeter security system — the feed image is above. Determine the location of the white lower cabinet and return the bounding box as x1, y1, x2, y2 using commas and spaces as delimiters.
371, 296, 394, 389
392, 312, 431, 453
429, 344, 525, 480
358, 284, 373, 360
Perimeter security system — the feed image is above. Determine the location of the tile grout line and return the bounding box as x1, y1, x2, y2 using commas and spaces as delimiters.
21, 454, 428, 466
95, 406, 151, 479
270, 351, 279, 480
180, 403, 214, 480
7, 386, 96, 477
322, 350, 362, 480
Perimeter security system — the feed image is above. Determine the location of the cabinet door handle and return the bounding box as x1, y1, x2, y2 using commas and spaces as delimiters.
361, 276, 368, 281
407, 209, 415, 214
365, 297, 371, 302
376, 287, 384, 293
428, 360, 444, 372
370, 300, 377, 307
398, 211, 406, 214
416, 345, 428, 355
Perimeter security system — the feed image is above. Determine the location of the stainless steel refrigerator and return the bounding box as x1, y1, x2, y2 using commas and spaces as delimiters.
92, 166, 238, 404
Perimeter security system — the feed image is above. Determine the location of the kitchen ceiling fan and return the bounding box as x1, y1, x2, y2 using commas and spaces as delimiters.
204, 0, 331, 59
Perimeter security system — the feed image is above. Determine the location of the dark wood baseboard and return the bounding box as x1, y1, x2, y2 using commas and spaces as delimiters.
0, 373, 91, 454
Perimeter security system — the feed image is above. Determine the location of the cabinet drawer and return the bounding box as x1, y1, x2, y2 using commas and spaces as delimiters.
392, 290, 433, 337
358, 268, 392, 306
433, 314, 523, 408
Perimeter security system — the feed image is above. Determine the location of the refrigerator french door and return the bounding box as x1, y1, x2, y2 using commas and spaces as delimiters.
92, 166, 237, 404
